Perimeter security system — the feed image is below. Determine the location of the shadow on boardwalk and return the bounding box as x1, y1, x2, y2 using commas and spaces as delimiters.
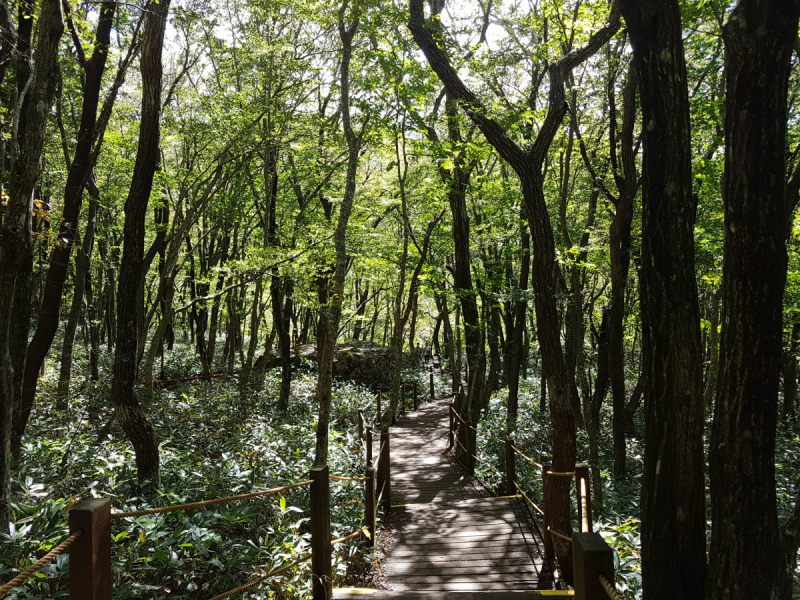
343, 396, 554, 594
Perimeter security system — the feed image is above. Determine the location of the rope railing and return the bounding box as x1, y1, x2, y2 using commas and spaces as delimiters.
472, 451, 504, 479
111, 480, 314, 519
513, 481, 545, 516
547, 526, 572, 543
0, 530, 83, 596
207, 552, 314, 600
332, 527, 368, 547
546, 470, 576, 477
330, 475, 369, 482
598, 573, 623, 600
376, 480, 387, 508
512, 445, 544, 469
467, 423, 505, 443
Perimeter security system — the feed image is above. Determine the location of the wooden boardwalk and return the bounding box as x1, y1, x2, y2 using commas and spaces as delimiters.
337, 395, 551, 596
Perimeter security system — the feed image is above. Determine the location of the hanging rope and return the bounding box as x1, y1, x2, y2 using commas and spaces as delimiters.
513, 481, 545, 516
0, 530, 83, 597
332, 527, 368, 546
598, 573, 623, 600
111, 480, 314, 519
547, 526, 573, 543
329, 475, 369, 482
511, 445, 544, 469
207, 552, 314, 600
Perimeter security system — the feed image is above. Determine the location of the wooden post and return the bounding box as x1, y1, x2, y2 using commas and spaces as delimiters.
575, 462, 593, 533
448, 403, 455, 449
366, 427, 373, 466
541, 462, 554, 569
413, 381, 418, 410
69, 498, 111, 600
310, 465, 332, 600
377, 430, 391, 511
429, 372, 434, 400
572, 532, 614, 600
401, 383, 406, 414
465, 421, 476, 475
376, 393, 382, 424
364, 465, 376, 548
358, 409, 364, 443
505, 438, 516, 496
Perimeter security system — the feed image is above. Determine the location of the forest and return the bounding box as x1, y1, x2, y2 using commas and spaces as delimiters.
0, 0, 799, 597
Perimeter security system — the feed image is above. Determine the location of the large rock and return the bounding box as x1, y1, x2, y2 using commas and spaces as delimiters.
258, 342, 415, 391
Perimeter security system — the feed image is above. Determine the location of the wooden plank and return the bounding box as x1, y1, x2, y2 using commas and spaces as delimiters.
380, 397, 548, 593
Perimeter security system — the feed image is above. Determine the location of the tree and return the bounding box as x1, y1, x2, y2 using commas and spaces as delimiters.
112, 0, 172, 488
618, 1, 706, 598
708, 1, 800, 597
0, 0, 63, 531
409, 0, 619, 580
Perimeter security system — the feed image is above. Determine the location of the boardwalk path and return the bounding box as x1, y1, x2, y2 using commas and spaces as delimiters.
348, 395, 551, 594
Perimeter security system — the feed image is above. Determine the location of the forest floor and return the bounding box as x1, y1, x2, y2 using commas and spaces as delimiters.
3, 344, 800, 598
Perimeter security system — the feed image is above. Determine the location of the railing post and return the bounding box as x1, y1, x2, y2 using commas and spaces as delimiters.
376, 393, 382, 424
366, 426, 373, 466
310, 465, 332, 600
448, 403, 455, 449
377, 429, 391, 511
413, 381, 418, 410
575, 462, 593, 533
572, 532, 614, 600
401, 383, 406, 414
358, 409, 364, 443
541, 462, 554, 570
364, 465, 376, 548
69, 498, 111, 600
505, 438, 516, 496
465, 421, 476, 475
429, 372, 434, 400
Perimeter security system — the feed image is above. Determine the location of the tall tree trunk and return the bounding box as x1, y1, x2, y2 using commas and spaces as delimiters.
619, 2, 706, 597
0, 0, 63, 529
409, 1, 619, 579
506, 205, 530, 434
56, 194, 98, 406
13, 2, 140, 452
708, 2, 800, 597
314, 1, 364, 466
111, 0, 171, 489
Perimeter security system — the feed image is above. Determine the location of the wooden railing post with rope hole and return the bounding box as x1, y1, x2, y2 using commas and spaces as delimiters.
572, 532, 615, 600
358, 409, 364, 442
413, 381, 418, 410
310, 466, 332, 600
401, 383, 406, 414
364, 465, 376, 548
505, 438, 516, 496
376, 393, 382, 424
69, 498, 111, 599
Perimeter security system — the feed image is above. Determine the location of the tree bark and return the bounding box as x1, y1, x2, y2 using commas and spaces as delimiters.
111, 0, 171, 489
708, 2, 800, 598
0, 0, 63, 530
314, 0, 364, 466
619, 1, 706, 598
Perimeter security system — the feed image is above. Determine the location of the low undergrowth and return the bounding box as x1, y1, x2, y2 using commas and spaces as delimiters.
2, 362, 381, 599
